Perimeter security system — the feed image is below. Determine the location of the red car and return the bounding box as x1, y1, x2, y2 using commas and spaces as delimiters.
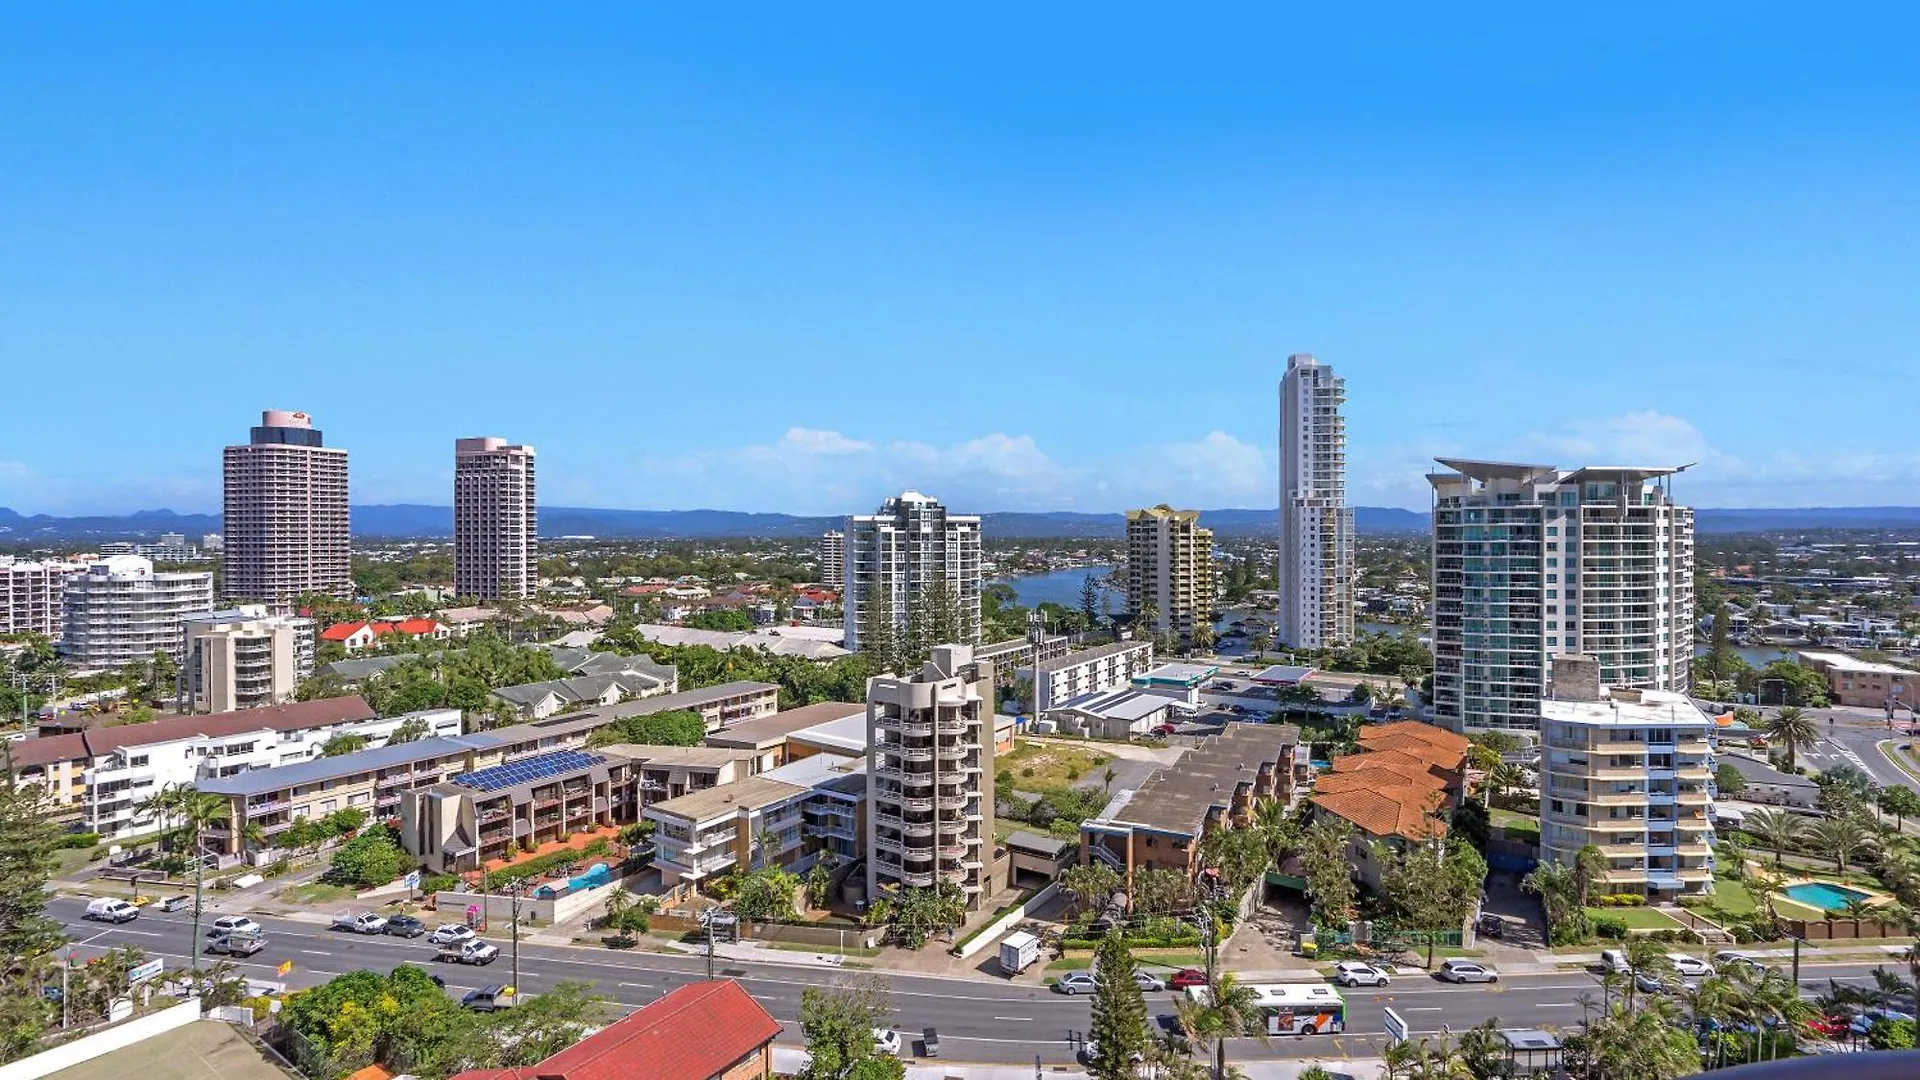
1152, 724, 1178, 736
1808, 1014, 1849, 1038
1168, 968, 1210, 989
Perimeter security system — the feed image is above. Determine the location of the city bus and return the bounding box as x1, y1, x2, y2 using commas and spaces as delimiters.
1184, 982, 1346, 1036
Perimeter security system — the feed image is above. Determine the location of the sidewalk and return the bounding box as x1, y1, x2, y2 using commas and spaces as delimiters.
771, 1047, 1385, 1079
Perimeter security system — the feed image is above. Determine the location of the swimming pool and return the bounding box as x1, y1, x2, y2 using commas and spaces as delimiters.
1781, 881, 1873, 911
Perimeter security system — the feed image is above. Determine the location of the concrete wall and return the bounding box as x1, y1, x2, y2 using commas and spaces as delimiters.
0, 999, 202, 1080
952, 883, 1058, 959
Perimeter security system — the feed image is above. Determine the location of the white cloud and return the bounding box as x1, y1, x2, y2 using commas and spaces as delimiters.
1523, 410, 1716, 468
772, 427, 874, 455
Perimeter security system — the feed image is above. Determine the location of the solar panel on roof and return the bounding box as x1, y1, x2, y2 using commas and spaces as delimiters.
453, 749, 604, 792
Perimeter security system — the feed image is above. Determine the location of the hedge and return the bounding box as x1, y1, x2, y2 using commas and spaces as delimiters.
58, 832, 102, 850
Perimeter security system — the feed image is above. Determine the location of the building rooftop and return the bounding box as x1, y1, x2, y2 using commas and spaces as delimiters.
449, 979, 780, 1080
1052, 688, 1169, 722
1798, 650, 1919, 676
1249, 664, 1316, 685
1310, 783, 1448, 840
452, 749, 605, 793
1090, 723, 1300, 837
1006, 829, 1071, 857
1540, 687, 1717, 728
594, 744, 755, 769
760, 750, 867, 790
786, 712, 869, 754
81, 696, 378, 756
50, 1016, 301, 1080
703, 701, 865, 748
1033, 638, 1152, 674
645, 774, 809, 823
486, 681, 781, 746
623, 623, 850, 660
196, 734, 506, 797
1132, 662, 1217, 688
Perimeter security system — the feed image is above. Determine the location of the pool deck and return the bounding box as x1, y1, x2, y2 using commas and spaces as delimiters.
1770, 873, 1895, 914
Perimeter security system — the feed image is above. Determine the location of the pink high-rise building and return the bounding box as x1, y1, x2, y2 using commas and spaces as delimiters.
222, 410, 351, 602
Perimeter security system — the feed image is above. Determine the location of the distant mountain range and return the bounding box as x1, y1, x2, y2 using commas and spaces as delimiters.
5, 504, 1920, 542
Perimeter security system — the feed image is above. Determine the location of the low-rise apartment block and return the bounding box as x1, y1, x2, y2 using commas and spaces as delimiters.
1030, 639, 1155, 713
181, 605, 317, 713
1081, 723, 1300, 884
1, 556, 85, 638
647, 774, 812, 888
61, 555, 215, 669
1308, 721, 1469, 887
701, 701, 868, 770
482, 681, 782, 758
1796, 650, 1920, 711
1539, 655, 1718, 899
199, 733, 507, 855
402, 749, 633, 874
597, 744, 759, 806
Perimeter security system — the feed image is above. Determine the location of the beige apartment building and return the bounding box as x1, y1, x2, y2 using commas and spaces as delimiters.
454, 436, 538, 601
1125, 505, 1216, 643
222, 409, 351, 602
1, 556, 85, 638
647, 774, 812, 888
1797, 650, 1920, 711
402, 748, 634, 874
181, 605, 316, 713
866, 644, 998, 911
1539, 656, 1717, 899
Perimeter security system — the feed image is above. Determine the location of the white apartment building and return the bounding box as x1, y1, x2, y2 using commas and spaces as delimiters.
1, 556, 86, 638
136, 533, 201, 562
819, 530, 845, 590
453, 436, 538, 600
1277, 353, 1354, 649
1029, 639, 1156, 713
866, 644, 997, 911
222, 409, 351, 602
1124, 505, 1216, 642
1428, 460, 1695, 733
1539, 656, 1717, 899
181, 605, 317, 713
82, 699, 460, 841
60, 555, 214, 670
842, 492, 982, 651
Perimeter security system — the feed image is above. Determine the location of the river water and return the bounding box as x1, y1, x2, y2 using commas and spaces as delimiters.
994, 566, 1119, 609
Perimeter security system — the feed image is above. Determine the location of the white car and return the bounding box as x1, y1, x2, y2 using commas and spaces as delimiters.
207, 916, 261, 937
1332, 962, 1392, 987
1713, 950, 1768, 971
1054, 972, 1098, 995
332, 912, 389, 935
1667, 954, 1712, 977
1132, 971, 1166, 992
429, 924, 477, 946
872, 1028, 902, 1056
1436, 959, 1498, 984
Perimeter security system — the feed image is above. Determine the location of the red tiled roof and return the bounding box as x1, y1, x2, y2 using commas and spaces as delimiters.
1358, 720, 1471, 756
5, 731, 90, 769
393, 618, 442, 635
1311, 784, 1448, 841
449, 980, 779, 1080
79, 697, 377, 755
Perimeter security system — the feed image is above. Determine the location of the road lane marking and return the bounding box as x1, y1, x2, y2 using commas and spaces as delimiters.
75, 931, 112, 947
993, 1016, 1031, 1022
1533, 1003, 1578, 1008
1402, 1007, 1443, 1012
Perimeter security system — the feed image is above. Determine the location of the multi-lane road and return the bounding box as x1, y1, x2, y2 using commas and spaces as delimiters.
46, 897, 1906, 1064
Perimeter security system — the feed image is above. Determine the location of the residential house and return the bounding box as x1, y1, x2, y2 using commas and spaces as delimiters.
448, 980, 780, 1080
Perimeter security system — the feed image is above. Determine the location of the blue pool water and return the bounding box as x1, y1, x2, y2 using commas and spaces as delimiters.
531, 862, 612, 899
1781, 881, 1872, 911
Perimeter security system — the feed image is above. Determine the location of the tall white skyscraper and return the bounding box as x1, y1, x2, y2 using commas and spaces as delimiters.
819, 530, 845, 590
454, 437, 538, 600
1278, 354, 1354, 649
842, 491, 982, 652
222, 410, 351, 602
1428, 460, 1696, 733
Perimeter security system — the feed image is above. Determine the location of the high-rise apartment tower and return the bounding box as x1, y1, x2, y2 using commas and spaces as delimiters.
1428, 460, 1695, 733
454, 437, 538, 601
842, 492, 981, 652
222, 410, 351, 602
1125, 505, 1216, 642
819, 530, 845, 590
1278, 354, 1354, 649
866, 644, 997, 911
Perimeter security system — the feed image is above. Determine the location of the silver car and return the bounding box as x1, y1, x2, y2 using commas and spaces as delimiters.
1054, 972, 1098, 995
1437, 959, 1498, 984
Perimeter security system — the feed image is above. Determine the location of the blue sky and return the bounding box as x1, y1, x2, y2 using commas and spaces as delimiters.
3, 4, 1917, 516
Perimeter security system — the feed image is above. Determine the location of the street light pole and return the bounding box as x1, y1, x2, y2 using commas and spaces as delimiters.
508, 878, 524, 993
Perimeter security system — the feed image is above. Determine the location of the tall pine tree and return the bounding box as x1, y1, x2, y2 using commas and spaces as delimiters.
1086, 932, 1150, 1080
858, 583, 901, 676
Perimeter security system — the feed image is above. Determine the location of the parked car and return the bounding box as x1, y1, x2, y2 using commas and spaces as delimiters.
1168, 968, 1210, 989
1849, 1008, 1915, 1036
332, 912, 389, 935
1712, 950, 1771, 973
872, 1028, 901, 1056
438, 940, 500, 966
206, 931, 265, 957
429, 923, 477, 946
1436, 959, 1498, 984
1599, 949, 1631, 974
1151, 724, 1178, 736
158, 895, 193, 913
1635, 971, 1697, 996
84, 898, 140, 924
1476, 913, 1505, 938
1808, 1014, 1850, 1038
460, 984, 517, 1012
384, 915, 428, 938
921, 1028, 940, 1058
1332, 962, 1391, 987
1132, 971, 1166, 992
208, 916, 261, 937
1054, 972, 1098, 995
1216, 681, 1237, 691
1667, 953, 1712, 978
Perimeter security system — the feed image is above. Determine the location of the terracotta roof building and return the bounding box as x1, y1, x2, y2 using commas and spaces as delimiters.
450, 980, 779, 1080
1308, 719, 1469, 887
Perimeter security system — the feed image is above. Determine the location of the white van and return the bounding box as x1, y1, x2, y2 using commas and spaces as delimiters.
1599, 948, 1630, 973
85, 898, 140, 923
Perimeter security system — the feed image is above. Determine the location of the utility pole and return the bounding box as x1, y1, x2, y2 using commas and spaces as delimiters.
508, 878, 524, 993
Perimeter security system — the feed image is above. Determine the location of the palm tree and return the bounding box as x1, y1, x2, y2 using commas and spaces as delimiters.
1743, 808, 1808, 867
1134, 600, 1160, 638
1521, 860, 1578, 938
1173, 969, 1265, 1080
1486, 763, 1526, 808
1839, 896, 1876, 936
1763, 706, 1819, 772
1807, 815, 1877, 878
137, 783, 238, 955
1880, 785, 1920, 830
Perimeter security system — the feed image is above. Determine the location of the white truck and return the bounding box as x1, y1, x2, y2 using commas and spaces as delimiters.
999, 930, 1040, 975
85, 897, 140, 924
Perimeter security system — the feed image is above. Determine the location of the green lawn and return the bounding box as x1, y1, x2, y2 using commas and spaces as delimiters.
999, 739, 1112, 789
1709, 879, 1758, 917
1772, 897, 1827, 921
1488, 808, 1540, 843
1584, 906, 1682, 930
1046, 952, 1207, 974
278, 881, 358, 905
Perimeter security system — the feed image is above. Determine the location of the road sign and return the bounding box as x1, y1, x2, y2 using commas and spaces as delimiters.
127, 958, 164, 984
278, 960, 293, 976
1383, 1007, 1408, 1044
403, 870, 421, 889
